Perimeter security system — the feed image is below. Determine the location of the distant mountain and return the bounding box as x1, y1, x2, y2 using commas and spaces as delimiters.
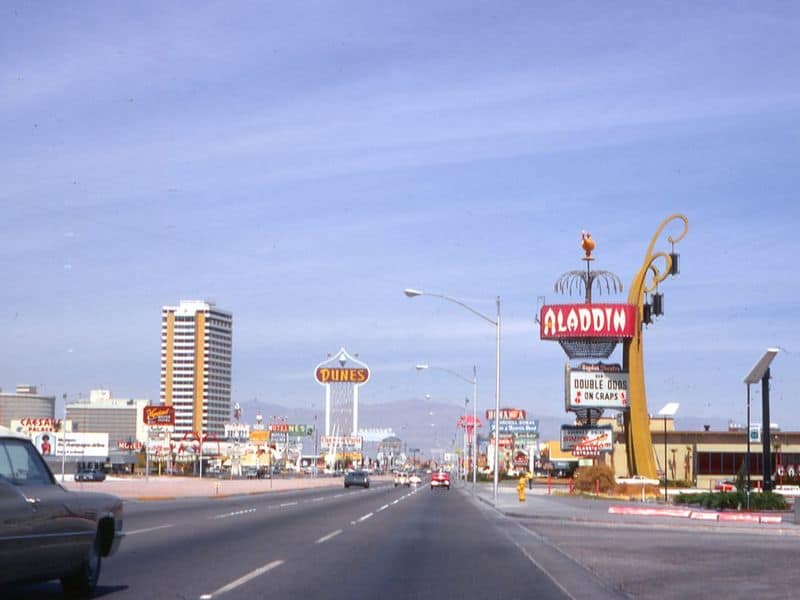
236, 397, 573, 455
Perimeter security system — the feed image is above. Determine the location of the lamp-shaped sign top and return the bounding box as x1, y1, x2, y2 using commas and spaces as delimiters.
743, 348, 780, 384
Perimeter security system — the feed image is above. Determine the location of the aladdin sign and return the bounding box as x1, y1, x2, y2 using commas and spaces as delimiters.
540, 304, 636, 339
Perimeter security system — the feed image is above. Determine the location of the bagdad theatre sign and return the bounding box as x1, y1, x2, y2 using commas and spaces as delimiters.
540, 304, 636, 339
560, 425, 614, 456
565, 363, 629, 410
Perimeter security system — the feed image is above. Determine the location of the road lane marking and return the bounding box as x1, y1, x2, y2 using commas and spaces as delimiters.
279, 501, 298, 507
126, 524, 175, 535
213, 508, 256, 520
391, 499, 399, 505
377, 504, 389, 512
358, 512, 373, 522
203, 559, 284, 598
315, 529, 343, 544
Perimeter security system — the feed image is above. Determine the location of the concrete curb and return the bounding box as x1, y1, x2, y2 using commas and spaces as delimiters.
608, 505, 791, 525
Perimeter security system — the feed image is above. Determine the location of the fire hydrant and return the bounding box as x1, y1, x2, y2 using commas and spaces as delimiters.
517, 475, 527, 502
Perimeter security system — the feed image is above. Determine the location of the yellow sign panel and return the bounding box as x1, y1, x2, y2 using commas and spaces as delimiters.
249, 430, 270, 443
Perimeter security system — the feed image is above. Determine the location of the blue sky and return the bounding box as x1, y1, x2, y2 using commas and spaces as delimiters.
2, 2, 799, 432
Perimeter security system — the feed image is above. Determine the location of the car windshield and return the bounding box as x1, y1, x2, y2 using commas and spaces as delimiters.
0, 439, 54, 486
4, 4, 799, 599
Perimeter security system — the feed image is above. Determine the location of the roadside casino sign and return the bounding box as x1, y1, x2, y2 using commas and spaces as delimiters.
14, 418, 64, 433
539, 304, 636, 340
143, 405, 176, 427
565, 363, 630, 410
560, 425, 614, 456
314, 367, 370, 384
486, 408, 526, 421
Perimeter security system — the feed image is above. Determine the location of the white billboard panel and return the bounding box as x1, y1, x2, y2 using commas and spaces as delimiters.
56, 433, 109, 458
560, 426, 613, 455
565, 364, 629, 410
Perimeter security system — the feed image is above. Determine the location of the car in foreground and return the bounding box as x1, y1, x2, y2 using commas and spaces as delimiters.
344, 470, 370, 488
74, 468, 107, 482
394, 471, 410, 487
430, 471, 451, 490
0, 428, 124, 597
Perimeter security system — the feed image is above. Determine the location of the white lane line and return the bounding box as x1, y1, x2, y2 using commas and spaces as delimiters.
357, 512, 374, 523
311, 497, 326, 502
391, 499, 399, 505
377, 504, 389, 512
126, 524, 175, 536
315, 529, 343, 544
203, 559, 284, 598
279, 501, 298, 507
213, 508, 256, 520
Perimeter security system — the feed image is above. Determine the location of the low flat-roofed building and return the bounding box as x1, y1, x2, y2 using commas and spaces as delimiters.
67, 389, 150, 467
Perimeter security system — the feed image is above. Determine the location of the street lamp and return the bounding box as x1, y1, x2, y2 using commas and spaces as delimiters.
405, 288, 501, 502
415, 364, 478, 487
744, 348, 780, 503
657, 402, 679, 503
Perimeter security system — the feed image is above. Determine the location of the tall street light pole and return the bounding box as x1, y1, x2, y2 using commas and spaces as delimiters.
415, 364, 478, 488
405, 289, 501, 502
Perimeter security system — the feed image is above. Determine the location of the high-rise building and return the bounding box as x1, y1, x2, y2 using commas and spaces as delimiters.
160, 300, 232, 438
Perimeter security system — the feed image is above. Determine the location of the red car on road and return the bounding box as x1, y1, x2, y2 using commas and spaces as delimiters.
430, 471, 451, 490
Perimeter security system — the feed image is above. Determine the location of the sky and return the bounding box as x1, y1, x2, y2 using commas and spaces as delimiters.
2, 2, 799, 435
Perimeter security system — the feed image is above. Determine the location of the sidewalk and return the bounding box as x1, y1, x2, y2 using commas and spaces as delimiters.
467, 481, 799, 532
64, 475, 362, 500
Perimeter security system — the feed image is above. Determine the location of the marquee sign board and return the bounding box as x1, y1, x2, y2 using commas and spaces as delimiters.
560, 425, 613, 455
565, 363, 630, 410
143, 406, 176, 427
540, 304, 636, 339
320, 436, 363, 450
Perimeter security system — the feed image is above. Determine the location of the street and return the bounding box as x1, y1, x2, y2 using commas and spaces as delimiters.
5, 481, 618, 600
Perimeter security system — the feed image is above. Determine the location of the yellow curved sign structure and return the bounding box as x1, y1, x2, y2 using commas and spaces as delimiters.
623, 214, 689, 478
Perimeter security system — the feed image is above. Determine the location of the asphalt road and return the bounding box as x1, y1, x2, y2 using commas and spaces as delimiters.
6, 481, 622, 600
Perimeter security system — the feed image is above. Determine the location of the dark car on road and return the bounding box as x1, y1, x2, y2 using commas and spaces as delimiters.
0, 428, 124, 597
344, 470, 370, 488
75, 468, 107, 482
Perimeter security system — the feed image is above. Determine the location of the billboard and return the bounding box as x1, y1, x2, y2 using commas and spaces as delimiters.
55, 433, 110, 458
540, 304, 636, 339
565, 364, 629, 410
320, 436, 363, 450
560, 426, 613, 455
143, 405, 176, 426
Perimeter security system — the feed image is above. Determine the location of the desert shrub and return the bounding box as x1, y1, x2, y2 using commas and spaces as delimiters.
573, 463, 615, 493
674, 491, 788, 511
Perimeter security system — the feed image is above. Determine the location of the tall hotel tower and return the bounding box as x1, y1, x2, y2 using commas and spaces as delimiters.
160, 300, 232, 438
